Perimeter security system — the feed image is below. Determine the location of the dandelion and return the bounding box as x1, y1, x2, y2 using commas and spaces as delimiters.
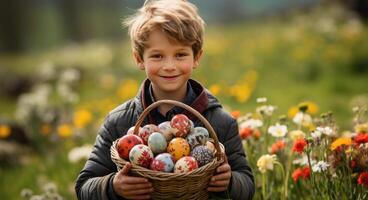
257, 154, 277, 173
0, 124, 11, 139
268, 123, 288, 138
73, 109, 93, 128
357, 172, 368, 188
330, 137, 352, 151
57, 124, 73, 138
312, 161, 330, 172
289, 130, 306, 141
292, 139, 307, 154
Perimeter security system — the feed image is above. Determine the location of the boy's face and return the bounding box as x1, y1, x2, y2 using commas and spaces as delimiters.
134, 29, 202, 96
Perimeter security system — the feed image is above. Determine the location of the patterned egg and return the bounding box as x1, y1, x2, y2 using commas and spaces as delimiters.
117, 134, 143, 160
186, 127, 210, 149
205, 140, 216, 154
129, 144, 154, 168
138, 124, 160, 145
148, 132, 167, 154
171, 114, 192, 138
190, 145, 214, 167
158, 121, 174, 142
174, 156, 198, 173
167, 138, 190, 161
126, 126, 142, 135
150, 153, 175, 172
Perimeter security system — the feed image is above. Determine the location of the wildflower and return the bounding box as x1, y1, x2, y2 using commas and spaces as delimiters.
209, 84, 221, 96
292, 166, 311, 182
73, 109, 93, 128
289, 130, 306, 141
293, 155, 316, 166
257, 154, 277, 173
268, 123, 288, 138
330, 137, 352, 151
256, 97, 267, 103
253, 129, 261, 139
68, 144, 93, 163
311, 129, 322, 139
355, 123, 368, 134
312, 161, 330, 173
357, 172, 368, 188
230, 110, 241, 119
354, 133, 368, 145
0, 124, 11, 139
316, 126, 334, 136
256, 105, 276, 117
292, 139, 307, 154
57, 124, 73, 138
239, 127, 253, 139
293, 112, 313, 127
240, 119, 263, 129
269, 140, 286, 154
298, 101, 319, 115
117, 79, 139, 100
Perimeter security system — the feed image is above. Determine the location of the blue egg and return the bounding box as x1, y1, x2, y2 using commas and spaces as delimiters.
148, 132, 167, 154
150, 153, 175, 172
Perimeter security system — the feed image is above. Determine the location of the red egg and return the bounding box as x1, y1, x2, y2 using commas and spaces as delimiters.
117, 134, 143, 160
171, 114, 192, 138
138, 124, 160, 145
174, 156, 198, 173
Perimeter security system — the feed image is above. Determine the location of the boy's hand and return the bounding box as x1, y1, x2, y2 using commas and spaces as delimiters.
113, 163, 154, 199
207, 155, 232, 192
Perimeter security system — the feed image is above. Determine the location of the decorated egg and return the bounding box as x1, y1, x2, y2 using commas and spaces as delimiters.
174, 156, 198, 173
167, 138, 190, 161
117, 134, 143, 160
138, 124, 160, 145
171, 114, 192, 138
148, 132, 167, 154
129, 144, 154, 168
150, 153, 175, 172
158, 121, 174, 142
205, 140, 216, 154
186, 127, 210, 149
126, 126, 142, 135
190, 145, 214, 167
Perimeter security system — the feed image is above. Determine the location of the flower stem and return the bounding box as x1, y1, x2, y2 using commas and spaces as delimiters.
262, 173, 267, 200
274, 161, 286, 200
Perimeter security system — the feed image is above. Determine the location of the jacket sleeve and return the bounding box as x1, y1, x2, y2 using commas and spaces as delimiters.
223, 118, 255, 200
75, 113, 126, 200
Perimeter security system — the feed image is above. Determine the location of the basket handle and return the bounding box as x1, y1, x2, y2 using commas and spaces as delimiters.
132, 99, 222, 160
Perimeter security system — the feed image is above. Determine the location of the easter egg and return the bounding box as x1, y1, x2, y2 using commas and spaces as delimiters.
117, 134, 143, 160
186, 127, 210, 149
205, 140, 216, 154
158, 121, 174, 142
138, 124, 160, 145
126, 126, 142, 135
174, 156, 198, 173
190, 145, 214, 167
167, 138, 190, 161
129, 144, 154, 168
150, 153, 175, 172
148, 132, 167, 154
171, 114, 192, 138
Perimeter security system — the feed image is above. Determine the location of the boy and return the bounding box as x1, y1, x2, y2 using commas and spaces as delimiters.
75, 0, 254, 199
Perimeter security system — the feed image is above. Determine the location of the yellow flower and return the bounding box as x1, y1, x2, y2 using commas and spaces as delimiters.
257, 154, 277, 173
0, 124, 11, 138
40, 124, 52, 136
116, 79, 139, 101
355, 123, 368, 133
288, 106, 299, 119
298, 101, 319, 115
209, 84, 221, 96
57, 124, 73, 138
330, 137, 352, 151
289, 130, 306, 141
73, 109, 93, 128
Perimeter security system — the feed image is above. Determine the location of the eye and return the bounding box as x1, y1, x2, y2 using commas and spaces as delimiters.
176, 53, 188, 59
150, 54, 163, 60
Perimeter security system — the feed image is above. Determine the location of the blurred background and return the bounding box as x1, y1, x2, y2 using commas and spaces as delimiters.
0, 0, 367, 199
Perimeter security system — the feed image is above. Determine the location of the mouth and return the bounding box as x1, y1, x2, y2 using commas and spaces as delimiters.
160, 75, 180, 79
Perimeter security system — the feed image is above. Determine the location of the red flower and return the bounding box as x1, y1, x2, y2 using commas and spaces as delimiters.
354, 133, 368, 145
358, 172, 368, 188
239, 127, 253, 139
292, 139, 307, 154
270, 140, 286, 154
292, 166, 311, 182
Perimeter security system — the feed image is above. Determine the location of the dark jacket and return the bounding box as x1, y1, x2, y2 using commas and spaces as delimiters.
75, 79, 255, 200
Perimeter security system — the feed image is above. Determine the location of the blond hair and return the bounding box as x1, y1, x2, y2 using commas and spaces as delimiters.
124, 0, 205, 59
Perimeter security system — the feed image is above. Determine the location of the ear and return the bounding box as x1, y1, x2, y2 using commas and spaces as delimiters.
193, 49, 203, 69
133, 51, 145, 70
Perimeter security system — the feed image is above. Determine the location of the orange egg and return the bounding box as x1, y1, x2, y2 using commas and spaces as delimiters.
167, 138, 190, 161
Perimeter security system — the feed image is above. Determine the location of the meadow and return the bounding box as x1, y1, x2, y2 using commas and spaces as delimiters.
0, 4, 367, 199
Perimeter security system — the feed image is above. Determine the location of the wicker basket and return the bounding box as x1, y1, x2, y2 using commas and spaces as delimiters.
110, 99, 223, 200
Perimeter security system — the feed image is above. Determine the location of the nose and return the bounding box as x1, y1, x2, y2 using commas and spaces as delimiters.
162, 58, 176, 71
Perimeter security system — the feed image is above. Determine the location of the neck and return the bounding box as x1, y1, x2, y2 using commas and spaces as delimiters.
151, 84, 187, 115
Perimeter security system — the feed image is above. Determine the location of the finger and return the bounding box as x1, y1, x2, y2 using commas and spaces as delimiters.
125, 194, 151, 200
211, 172, 231, 182
216, 163, 231, 173
122, 182, 152, 190
207, 186, 228, 192
123, 187, 154, 196
122, 176, 150, 184
209, 179, 229, 187
119, 163, 132, 175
